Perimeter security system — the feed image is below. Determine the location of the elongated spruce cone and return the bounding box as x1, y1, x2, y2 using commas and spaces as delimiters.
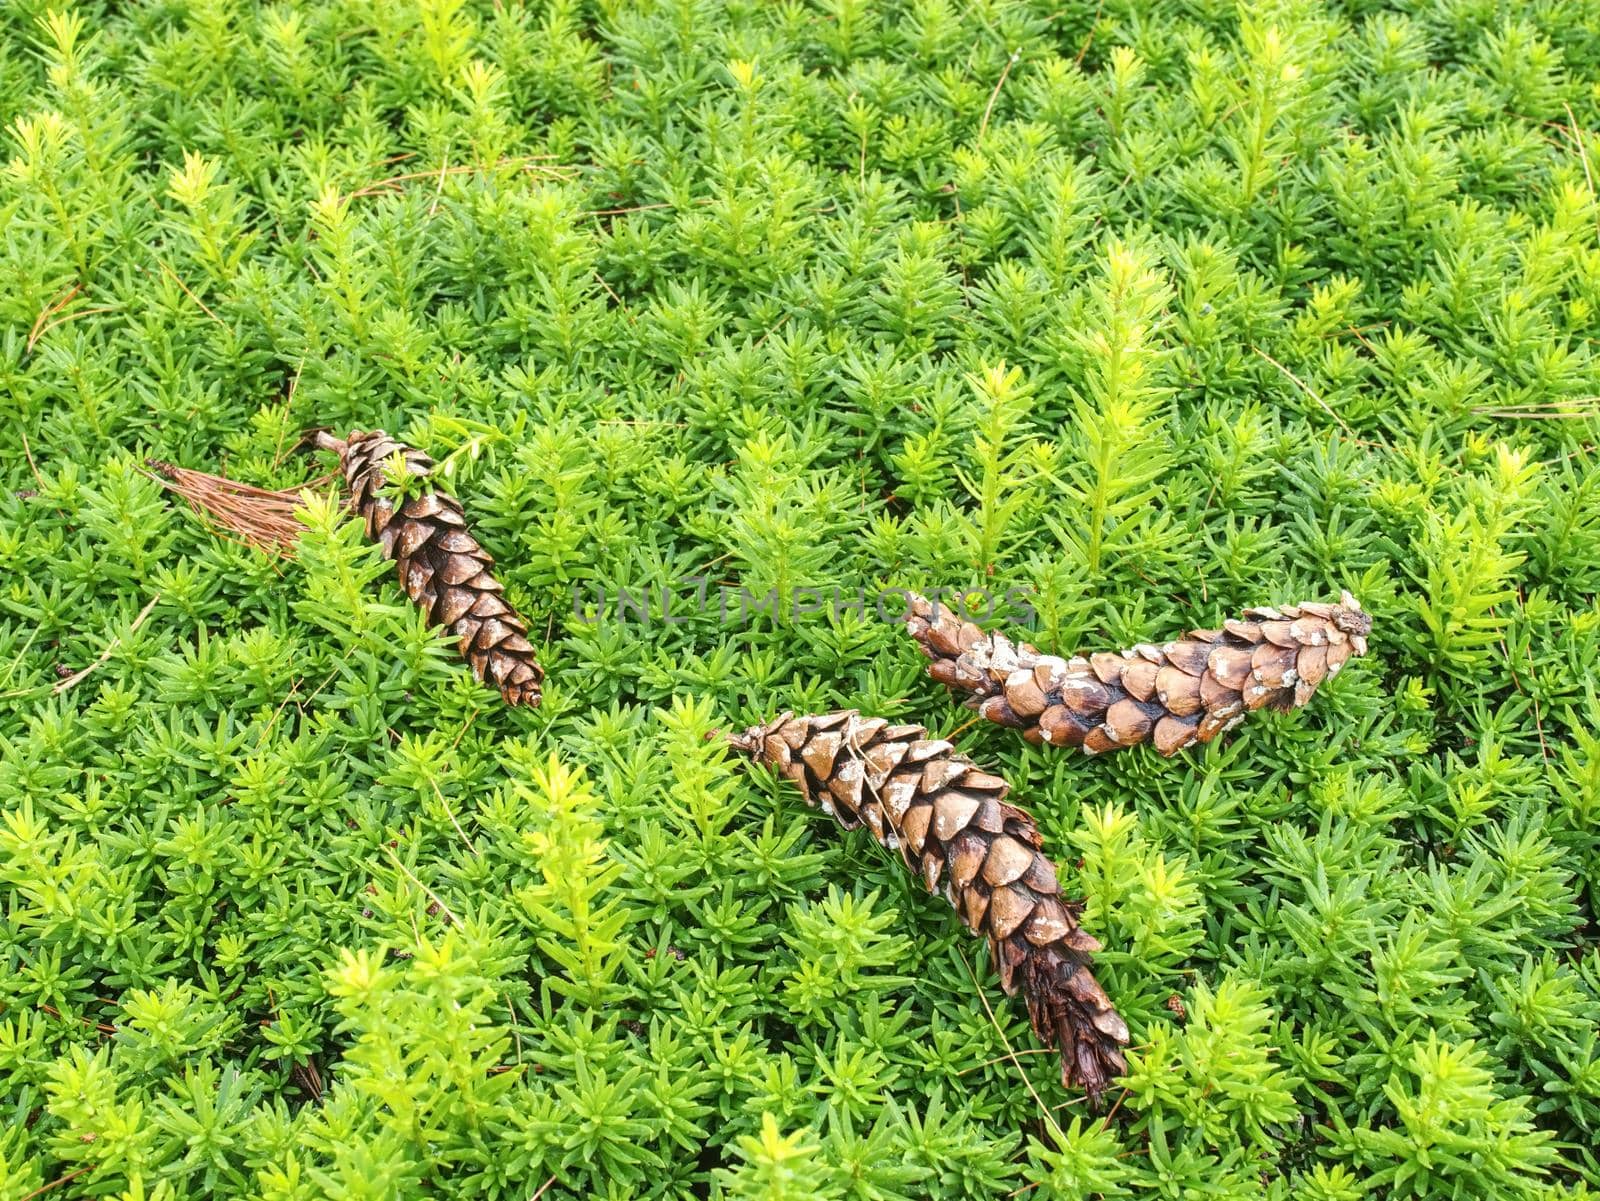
728, 710, 1129, 1101
320, 430, 543, 707
907, 592, 1370, 755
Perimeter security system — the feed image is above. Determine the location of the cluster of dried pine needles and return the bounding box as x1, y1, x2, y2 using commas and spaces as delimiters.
142, 460, 334, 557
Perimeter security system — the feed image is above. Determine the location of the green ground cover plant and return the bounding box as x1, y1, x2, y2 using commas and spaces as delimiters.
2, 0, 1600, 1196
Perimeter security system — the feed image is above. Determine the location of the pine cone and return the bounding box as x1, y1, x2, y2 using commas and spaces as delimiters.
728, 710, 1130, 1101
906, 592, 1370, 755
318, 430, 543, 707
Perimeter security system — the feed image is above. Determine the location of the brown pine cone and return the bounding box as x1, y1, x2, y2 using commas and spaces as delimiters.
316, 430, 544, 707
907, 592, 1370, 755
728, 710, 1130, 1101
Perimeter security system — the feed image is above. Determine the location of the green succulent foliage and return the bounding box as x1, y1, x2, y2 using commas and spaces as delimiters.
2, 0, 1599, 1197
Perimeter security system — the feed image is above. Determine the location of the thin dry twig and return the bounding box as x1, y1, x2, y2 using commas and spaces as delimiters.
26, 283, 81, 351
38, 1002, 117, 1035
956, 946, 1066, 1143
157, 258, 225, 326
345, 156, 573, 203
384, 845, 461, 926
431, 777, 480, 858
1252, 345, 1358, 440
978, 50, 1021, 146
1473, 398, 1600, 421
52, 594, 160, 695
253, 645, 358, 751
271, 362, 308, 468
21, 1167, 91, 1201
958, 1047, 1056, 1075
506, 992, 525, 1067
1502, 590, 1550, 763
26, 289, 119, 354
1075, 0, 1107, 67
0, 625, 44, 699
1525, 636, 1550, 762
428, 144, 453, 218
29, 282, 80, 325
946, 714, 985, 740
591, 269, 636, 324
584, 201, 675, 217
1563, 102, 1598, 241
19, 430, 45, 492
294, 1059, 325, 1102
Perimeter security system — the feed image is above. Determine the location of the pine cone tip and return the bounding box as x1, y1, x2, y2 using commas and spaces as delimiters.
1329, 590, 1372, 641
1025, 954, 1129, 1098
724, 723, 769, 757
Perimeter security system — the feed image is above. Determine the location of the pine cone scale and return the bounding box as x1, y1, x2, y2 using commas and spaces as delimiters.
730, 710, 1130, 1101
